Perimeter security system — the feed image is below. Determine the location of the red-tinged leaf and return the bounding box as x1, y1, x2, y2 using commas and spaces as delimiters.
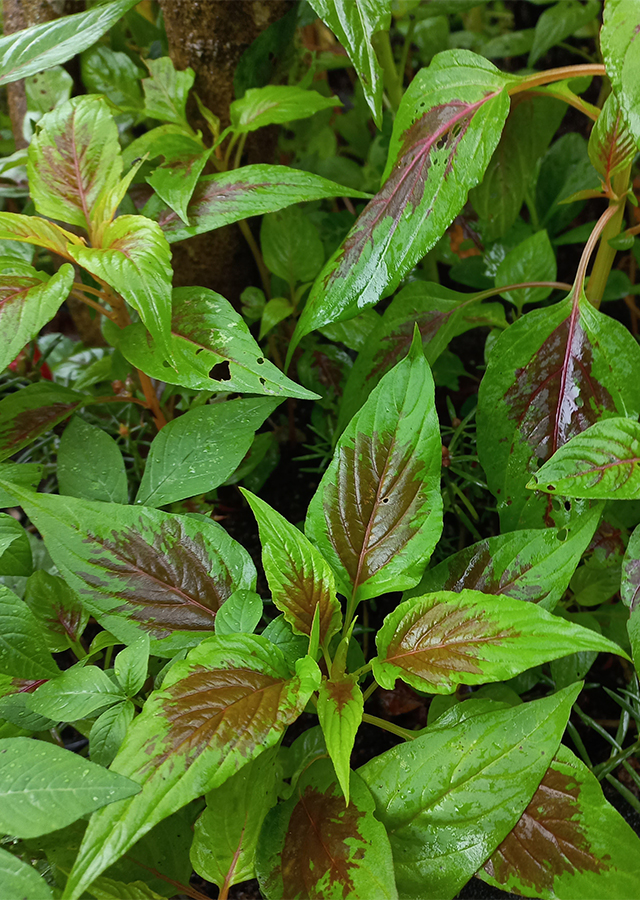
0, 383, 85, 463
372, 589, 628, 694
588, 92, 636, 183
143, 133, 212, 225
0, 262, 74, 374
62, 636, 321, 900
480, 744, 640, 899
622, 522, 640, 612
306, 336, 442, 603
289, 51, 515, 360
317, 675, 363, 805
477, 288, 640, 531
0, 486, 256, 655
256, 757, 397, 900
0, 212, 84, 259
408, 506, 601, 612
27, 96, 122, 232
601, 0, 640, 144
148, 164, 371, 243
242, 490, 342, 646
24, 571, 88, 655
69, 216, 173, 361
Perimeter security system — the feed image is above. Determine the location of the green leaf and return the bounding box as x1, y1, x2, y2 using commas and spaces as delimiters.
528, 417, 640, 500
242, 490, 342, 646
588, 91, 636, 183
477, 288, 640, 530
622, 523, 640, 611
0, 514, 32, 577
306, 336, 442, 602
87, 877, 165, 900
150, 164, 371, 243
108, 286, 317, 401
261, 615, 309, 672
28, 665, 124, 721
62, 634, 321, 900
529, 0, 601, 66
57, 417, 128, 504
190, 745, 280, 888
290, 51, 514, 356
256, 757, 398, 900
142, 58, 194, 128
601, 0, 640, 144
261, 207, 324, 285
317, 675, 363, 805
114, 634, 150, 698
258, 297, 293, 341
145, 135, 212, 226
0, 463, 42, 508
629, 605, 640, 674
68, 216, 173, 362
372, 589, 628, 694
0, 0, 139, 86
0, 212, 83, 259
0, 261, 74, 375
408, 507, 601, 612
0, 736, 140, 839
27, 96, 122, 232
0, 586, 58, 679
0, 383, 84, 463
307, 0, 392, 127
536, 133, 600, 236
230, 85, 341, 133
24, 571, 88, 654
495, 229, 557, 309
25, 66, 73, 116
359, 685, 581, 900
89, 700, 135, 768
81, 45, 144, 113
479, 743, 640, 898
0, 847, 52, 900
135, 398, 279, 508
214, 590, 263, 636
1, 487, 256, 655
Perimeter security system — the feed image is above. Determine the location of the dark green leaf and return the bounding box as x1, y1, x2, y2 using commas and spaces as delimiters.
230, 85, 340, 133
317, 674, 363, 804
81, 45, 144, 112
258, 297, 293, 341
24, 571, 88, 654
529, 0, 601, 66
496, 229, 557, 309
601, 0, 640, 144
0, 514, 32, 577
536, 133, 600, 235
0, 847, 52, 899
58, 417, 127, 505
260, 207, 324, 285
0, 383, 84, 463
0, 585, 58, 679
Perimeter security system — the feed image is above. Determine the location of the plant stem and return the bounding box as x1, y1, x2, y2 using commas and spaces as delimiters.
508, 63, 605, 97
70, 290, 117, 322
397, 17, 415, 82
362, 712, 417, 741
233, 132, 247, 170
238, 219, 272, 300
586, 163, 632, 308
574, 203, 620, 304
371, 31, 403, 112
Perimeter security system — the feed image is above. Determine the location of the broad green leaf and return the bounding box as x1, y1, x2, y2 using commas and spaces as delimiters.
27, 97, 122, 232
256, 757, 397, 900
306, 336, 442, 602
0, 514, 32, 577
0, 693, 57, 732
1, 487, 256, 655
307, 0, 392, 127
230, 85, 341, 134
601, 0, 640, 144
145, 134, 212, 225
90, 700, 135, 768
135, 398, 279, 508
495, 230, 556, 309
0, 212, 83, 258
536, 132, 600, 236
479, 743, 640, 898
191, 746, 280, 888
114, 634, 150, 698
482, 28, 535, 58
317, 675, 363, 805
0, 736, 139, 839
58, 417, 127, 504
0, 585, 58, 679
372, 589, 628, 694
0, 383, 85, 463
108, 286, 317, 401
87, 877, 164, 900
242, 490, 342, 645
359, 685, 581, 900
25, 67, 72, 117
622, 523, 640, 610
408, 507, 601, 612
290, 51, 514, 357
529, 0, 600, 66
28, 666, 125, 722
258, 297, 293, 340
528, 417, 640, 500
0, 0, 139, 86
477, 288, 640, 530
261, 615, 309, 672
150, 164, 371, 243
68, 216, 173, 362
0, 261, 73, 375
0, 847, 52, 900
588, 91, 636, 183
214, 590, 263, 636
81, 45, 144, 113
260, 207, 324, 285
0, 463, 42, 508
142, 57, 194, 128
24, 571, 88, 654
62, 635, 321, 900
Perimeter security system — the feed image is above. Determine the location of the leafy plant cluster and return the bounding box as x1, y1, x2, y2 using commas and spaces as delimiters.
1, 0, 640, 898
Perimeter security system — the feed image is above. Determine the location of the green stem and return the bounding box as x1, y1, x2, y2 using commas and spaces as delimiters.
586, 164, 632, 308
238, 219, 272, 300
361, 679, 378, 703
371, 31, 403, 112
397, 18, 415, 82
362, 713, 417, 741
508, 63, 605, 97
232, 132, 247, 171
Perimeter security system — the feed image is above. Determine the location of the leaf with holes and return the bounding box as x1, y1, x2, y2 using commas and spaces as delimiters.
0, 383, 85, 463
372, 589, 628, 694
528, 417, 640, 500
477, 287, 640, 531
135, 398, 280, 508
601, 0, 640, 144
0, 212, 84, 258
359, 685, 580, 900
62, 635, 320, 900
408, 505, 601, 611
242, 490, 342, 646
317, 675, 363, 805
306, 335, 442, 603
289, 51, 515, 358
588, 92, 636, 184
107, 286, 317, 401
256, 757, 397, 900
229, 85, 341, 134
0, 485, 256, 655
142, 57, 194, 128
479, 743, 640, 899
0, 585, 58, 680
24, 571, 88, 655
149, 165, 371, 243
